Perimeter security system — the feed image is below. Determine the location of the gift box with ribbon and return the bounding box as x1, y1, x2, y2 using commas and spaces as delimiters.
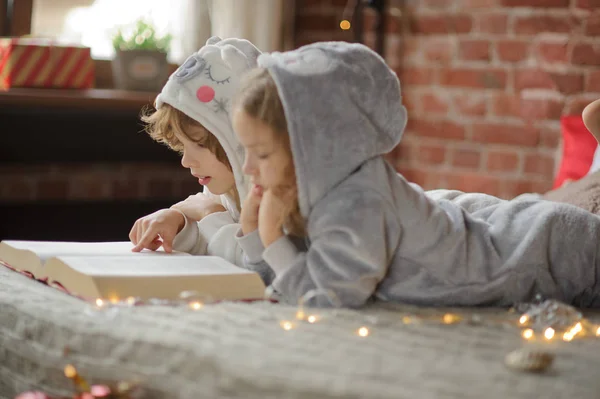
0, 38, 94, 90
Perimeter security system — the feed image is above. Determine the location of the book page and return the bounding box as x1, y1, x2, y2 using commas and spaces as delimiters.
53, 255, 252, 277
2, 241, 188, 262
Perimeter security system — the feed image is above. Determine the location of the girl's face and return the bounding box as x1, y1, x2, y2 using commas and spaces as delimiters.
175, 125, 235, 195
233, 109, 292, 192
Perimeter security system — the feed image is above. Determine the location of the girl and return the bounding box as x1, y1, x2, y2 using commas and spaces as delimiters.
233, 42, 600, 309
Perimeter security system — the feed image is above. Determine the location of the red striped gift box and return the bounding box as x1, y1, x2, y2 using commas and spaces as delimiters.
0, 38, 95, 90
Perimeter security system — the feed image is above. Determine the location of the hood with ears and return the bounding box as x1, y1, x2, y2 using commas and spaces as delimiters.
156, 36, 262, 205
258, 42, 408, 217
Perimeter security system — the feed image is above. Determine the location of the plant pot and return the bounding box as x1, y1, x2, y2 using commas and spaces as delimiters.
111, 49, 169, 92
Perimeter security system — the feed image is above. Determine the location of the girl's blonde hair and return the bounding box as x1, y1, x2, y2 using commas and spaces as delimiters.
235, 68, 306, 237
141, 104, 240, 209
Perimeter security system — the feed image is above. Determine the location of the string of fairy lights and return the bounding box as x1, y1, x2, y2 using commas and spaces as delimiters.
89, 288, 600, 343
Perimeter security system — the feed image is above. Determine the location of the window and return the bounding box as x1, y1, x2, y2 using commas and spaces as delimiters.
28, 0, 291, 64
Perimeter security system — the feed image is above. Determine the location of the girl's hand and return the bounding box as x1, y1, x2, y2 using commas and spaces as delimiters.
241, 185, 263, 235
170, 193, 226, 222
258, 189, 289, 247
129, 209, 186, 253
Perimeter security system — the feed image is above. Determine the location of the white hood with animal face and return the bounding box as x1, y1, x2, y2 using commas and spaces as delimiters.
156, 36, 262, 211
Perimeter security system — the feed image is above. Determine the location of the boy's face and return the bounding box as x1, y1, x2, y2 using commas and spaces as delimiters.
176, 125, 236, 195
233, 109, 292, 192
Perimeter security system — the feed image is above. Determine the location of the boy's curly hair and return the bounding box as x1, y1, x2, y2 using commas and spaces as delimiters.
141, 104, 240, 208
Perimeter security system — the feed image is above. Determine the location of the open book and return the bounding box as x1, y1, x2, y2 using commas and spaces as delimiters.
0, 240, 266, 302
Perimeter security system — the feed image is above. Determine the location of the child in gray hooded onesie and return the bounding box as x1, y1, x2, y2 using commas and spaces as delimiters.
233, 41, 600, 309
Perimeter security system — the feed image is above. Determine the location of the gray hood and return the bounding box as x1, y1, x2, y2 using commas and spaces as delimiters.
257, 42, 408, 216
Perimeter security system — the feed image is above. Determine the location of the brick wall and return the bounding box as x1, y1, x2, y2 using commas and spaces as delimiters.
296, 0, 600, 198
3, 0, 599, 203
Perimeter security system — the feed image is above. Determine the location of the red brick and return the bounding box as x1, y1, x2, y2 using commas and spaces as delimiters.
451, 148, 482, 169
397, 67, 437, 86
514, 70, 583, 94
410, 14, 473, 35
406, 118, 467, 140
421, 92, 450, 114
496, 40, 529, 62
454, 93, 487, 117
384, 13, 404, 34
535, 41, 569, 63
401, 90, 419, 113
524, 154, 555, 177
514, 15, 575, 35
472, 123, 539, 146
423, 38, 455, 64
491, 94, 521, 117
519, 97, 564, 120
572, 43, 600, 66
459, 40, 491, 61
446, 173, 503, 197
487, 151, 520, 172
440, 68, 507, 89
475, 13, 508, 34
564, 96, 600, 115
463, 0, 498, 7
586, 14, 600, 36
587, 70, 600, 92
501, 0, 569, 6
418, 144, 447, 165
538, 124, 562, 148
575, 0, 600, 9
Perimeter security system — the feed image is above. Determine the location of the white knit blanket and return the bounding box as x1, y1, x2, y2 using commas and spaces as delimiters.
1, 267, 600, 399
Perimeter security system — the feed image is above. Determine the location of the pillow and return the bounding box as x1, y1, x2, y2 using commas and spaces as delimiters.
553, 116, 598, 188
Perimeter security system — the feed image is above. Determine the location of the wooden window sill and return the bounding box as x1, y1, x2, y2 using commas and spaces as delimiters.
0, 88, 157, 112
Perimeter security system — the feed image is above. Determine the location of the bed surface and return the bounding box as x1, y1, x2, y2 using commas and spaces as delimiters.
2, 266, 600, 399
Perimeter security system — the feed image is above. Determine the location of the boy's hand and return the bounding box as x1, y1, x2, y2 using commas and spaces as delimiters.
241, 185, 263, 235
129, 209, 186, 253
170, 193, 227, 222
258, 189, 289, 247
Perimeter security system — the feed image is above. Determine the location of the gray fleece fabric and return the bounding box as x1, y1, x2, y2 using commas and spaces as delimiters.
246, 42, 600, 308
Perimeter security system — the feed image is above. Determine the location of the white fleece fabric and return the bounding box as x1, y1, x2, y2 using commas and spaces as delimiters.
155, 36, 266, 269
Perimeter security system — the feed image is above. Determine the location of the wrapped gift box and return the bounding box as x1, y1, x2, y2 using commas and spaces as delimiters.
0, 38, 94, 89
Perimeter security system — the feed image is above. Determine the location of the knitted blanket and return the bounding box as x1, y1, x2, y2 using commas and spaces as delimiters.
2, 267, 600, 399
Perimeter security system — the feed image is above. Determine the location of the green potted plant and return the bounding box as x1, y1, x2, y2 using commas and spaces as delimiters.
111, 19, 173, 91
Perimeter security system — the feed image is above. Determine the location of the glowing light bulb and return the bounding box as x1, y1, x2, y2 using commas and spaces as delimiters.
563, 332, 573, 342
126, 297, 136, 305
280, 321, 293, 331
596, 327, 600, 336
307, 315, 317, 323
340, 20, 351, 30
296, 310, 305, 320
544, 328, 555, 340
95, 298, 104, 307
189, 301, 203, 310
519, 315, 528, 325
443, 313, 456, 324
522, 329, 534, 340
402, 316, 412, 324
64, 364, 77, 378
357, 327, 369, 337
